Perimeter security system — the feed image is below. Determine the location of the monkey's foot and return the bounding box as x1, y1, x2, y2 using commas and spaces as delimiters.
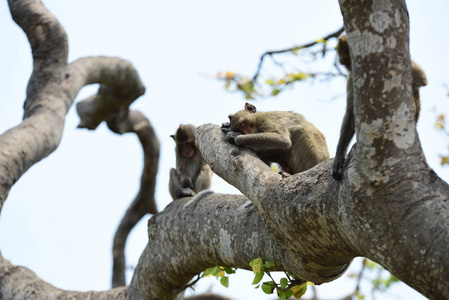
176, 187, 196, 199
332, 156, 345, 181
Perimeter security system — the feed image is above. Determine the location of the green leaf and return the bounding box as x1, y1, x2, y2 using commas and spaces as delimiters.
285, 290, 293, 298
291, 283, 308, 298
279, 291, 287, 300
262, 282, 275, 294
249, 258, 263, 273
271, 88, 281, 96
254, 284, 260, 289
220, 276, 229, 288
265, 79, 275, 86
222, 265, 235, 274
211, 267, 222, 276
203, 267, 217, 277
280, 277, 288, 289
265, 261, 275, 268
252, 271, 264, 285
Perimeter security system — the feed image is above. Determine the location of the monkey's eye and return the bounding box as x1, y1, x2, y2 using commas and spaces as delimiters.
239, 121, 247, 130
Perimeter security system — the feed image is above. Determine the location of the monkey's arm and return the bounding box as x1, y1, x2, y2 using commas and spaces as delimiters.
234, 132, 292, 152
332, 77, 355, 181
194, 164, 213, 193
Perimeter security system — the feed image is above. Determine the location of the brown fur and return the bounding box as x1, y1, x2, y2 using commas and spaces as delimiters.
332, 35, 428, 180
169, 124, 212, 200
225, 103, 329, 174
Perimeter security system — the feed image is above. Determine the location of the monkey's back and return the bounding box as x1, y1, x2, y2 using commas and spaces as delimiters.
255, 111, 329, 174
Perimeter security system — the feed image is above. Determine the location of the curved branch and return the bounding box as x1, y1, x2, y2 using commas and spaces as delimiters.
110, 111, 160, 288
8, 0, 68, 67
0, 3, 146, 213
71, 56, 146, 130
0, 0, 70, 210
72, 57, 157, 288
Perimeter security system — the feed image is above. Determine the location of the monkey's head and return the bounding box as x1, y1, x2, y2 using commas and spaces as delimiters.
171, 124, 197, 158
336, 35, 351, 71
228, 103, 258, 135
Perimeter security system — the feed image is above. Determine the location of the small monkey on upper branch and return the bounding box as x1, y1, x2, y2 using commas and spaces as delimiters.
331, 35, 428, 181
169, 124, 212, 200
222, 103, 329, 175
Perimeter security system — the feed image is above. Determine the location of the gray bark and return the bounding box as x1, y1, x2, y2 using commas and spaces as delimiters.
1, 0, 448, 300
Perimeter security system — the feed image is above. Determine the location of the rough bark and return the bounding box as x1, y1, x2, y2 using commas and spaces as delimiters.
127, 189, 351, 300
1, 0, 448, 300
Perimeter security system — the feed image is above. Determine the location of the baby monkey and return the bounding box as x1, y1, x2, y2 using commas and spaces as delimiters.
222, 103, 329, 175
169, 124, 212, 200
332, 35, 428, 180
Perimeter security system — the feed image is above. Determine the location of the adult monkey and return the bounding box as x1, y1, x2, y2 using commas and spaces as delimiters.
169, 124, 212, 200
331, 35, 428, 180
222, 103, 329, 175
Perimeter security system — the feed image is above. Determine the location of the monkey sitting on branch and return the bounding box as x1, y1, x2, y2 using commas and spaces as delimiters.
331, 35, 428, 181
222, 103, 330, 175
169, 124, 213, 200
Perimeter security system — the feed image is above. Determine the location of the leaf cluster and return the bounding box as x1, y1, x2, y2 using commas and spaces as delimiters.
203, 265, 236, 288
249, 258, 310, 300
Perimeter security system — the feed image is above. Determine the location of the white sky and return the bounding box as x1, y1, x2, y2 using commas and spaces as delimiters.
0, 0, 447, 299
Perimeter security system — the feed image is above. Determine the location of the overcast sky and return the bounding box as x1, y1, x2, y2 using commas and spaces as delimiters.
0, 0, 447, 299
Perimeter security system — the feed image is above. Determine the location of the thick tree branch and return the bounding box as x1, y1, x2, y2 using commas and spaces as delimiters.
336, 1, 449, 298
127, 192, 349, 300
195, 123, 449, 300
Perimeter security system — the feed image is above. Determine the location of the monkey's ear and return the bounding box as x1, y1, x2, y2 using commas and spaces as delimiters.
170, 134, 176, 141
245, 103, 257, 114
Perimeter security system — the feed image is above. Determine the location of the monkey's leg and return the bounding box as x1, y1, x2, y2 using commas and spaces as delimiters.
193, 164, 212, 194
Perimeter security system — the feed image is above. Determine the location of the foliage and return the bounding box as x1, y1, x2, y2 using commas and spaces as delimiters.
202, 265, 236, 288
249, 258, 310, 300
215, 27, 345, 99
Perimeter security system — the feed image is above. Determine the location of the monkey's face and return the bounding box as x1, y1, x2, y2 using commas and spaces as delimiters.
228, 111, 256, 135
180, 142, 196, 158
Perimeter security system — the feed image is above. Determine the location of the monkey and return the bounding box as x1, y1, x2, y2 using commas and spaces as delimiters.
331, 35, 428, 181
169, 124, 213, 200
221, 103, 330, 175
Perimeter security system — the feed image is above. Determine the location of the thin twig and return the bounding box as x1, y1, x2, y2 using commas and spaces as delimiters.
252, 26, 344, 81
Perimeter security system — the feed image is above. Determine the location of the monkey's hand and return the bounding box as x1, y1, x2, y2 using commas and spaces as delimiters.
225, 130, 243, 144
221, 122, 231, 133
180, 176, 194, 190
332, 156, 345, 181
